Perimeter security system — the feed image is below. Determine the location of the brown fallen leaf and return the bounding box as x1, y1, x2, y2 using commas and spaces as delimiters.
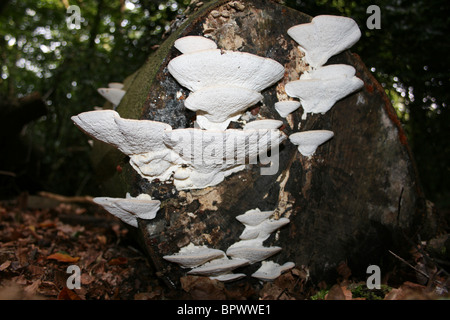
0, 260, 11, 271
57, 287, 82, 300
180, 276, 226, 300
325, 284, 346, 300
47, 252, 80, 263
108, 257, 128, 266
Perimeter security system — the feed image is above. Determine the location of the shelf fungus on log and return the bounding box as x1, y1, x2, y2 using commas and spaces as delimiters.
289, 130, 334, 157
287, 15, 361, 68
77, 0, 434, 290
71, 110, 285, 190
93, 193, 161, 228
285, 64, 364, 119
173, 35, 218, 54
162, 243, 226, 268
97, 83, 126, 109
243, 119, 283, 130
168, 36, 285, 130
226, 208, 289, 264
251, 261, 295, 281
274, 101, 301, 118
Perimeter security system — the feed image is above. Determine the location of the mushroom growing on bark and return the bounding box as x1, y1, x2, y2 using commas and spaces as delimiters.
251, 261, 295, 281
97, 82, 126, 108
71, 110, 285, 190
168, 37, 285, 129
93, 193, 160, 228
285, 65, 364, 118
289, 130, 334, 157
287, 15, 361, 68
162, 243, 226, 268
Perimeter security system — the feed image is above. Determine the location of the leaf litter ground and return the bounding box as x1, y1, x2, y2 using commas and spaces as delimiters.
1, 193, 449, 300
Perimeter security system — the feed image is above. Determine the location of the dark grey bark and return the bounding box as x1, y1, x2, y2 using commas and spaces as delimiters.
89, 0, 438, 289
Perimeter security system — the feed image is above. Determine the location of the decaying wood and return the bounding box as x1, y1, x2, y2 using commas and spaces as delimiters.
89, 0, 438, 288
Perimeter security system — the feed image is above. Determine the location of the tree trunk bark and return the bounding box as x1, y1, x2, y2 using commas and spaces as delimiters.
89, 0, 438, 289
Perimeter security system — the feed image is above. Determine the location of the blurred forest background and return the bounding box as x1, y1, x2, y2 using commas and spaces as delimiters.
0, 0, 449, 210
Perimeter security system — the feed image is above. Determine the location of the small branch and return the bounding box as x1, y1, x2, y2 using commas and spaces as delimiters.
388, 250, 429, 280
37, 191, 94, 204
0, 170, 16, 177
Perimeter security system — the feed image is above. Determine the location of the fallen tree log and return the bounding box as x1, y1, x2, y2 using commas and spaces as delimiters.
83, 0, 439, 289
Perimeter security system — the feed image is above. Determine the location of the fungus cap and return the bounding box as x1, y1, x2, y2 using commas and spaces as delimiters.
287, 15, 361, 68
168, 49, 285, 92
226, 246, 282, 264
97, 88, 126, 106
162, 243, 226, 268
174, 35, 218, 54
289, 130, 334, 157
243, 119, 283, 130
285, 76, 364, 116
187, 257, 249, 276
108, 82, 124, 89
236, 208, 274, 226
93, 194, 161, 228
210, 273, 246, 282
184, 86, 263, 123
274, 101, 301, 118
300, 64, 356, 80
251, 261, 295, 281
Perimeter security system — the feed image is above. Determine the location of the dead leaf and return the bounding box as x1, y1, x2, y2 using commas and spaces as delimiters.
47, 252, 80, 263
0, 260, 11, 271
325, 284, 346, 300
337, 261, 352, 281
24, 279, 41, 296
108, 257, 127, 266
180, 276, 226, 300
57, 287, 82, 300
38, 220, 56, 228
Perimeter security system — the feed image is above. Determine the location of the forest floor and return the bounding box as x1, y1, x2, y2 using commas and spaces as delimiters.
1, 192, 449, 301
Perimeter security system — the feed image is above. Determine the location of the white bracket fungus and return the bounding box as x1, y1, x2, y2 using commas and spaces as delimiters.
162, 243, 226, 268
168, 37, 285, 130
209, 273, 246, 282
289, 130, 334, 157
187, 257, 249, 276
174, 35, 218, 54
225, 208, 289, 264
93, 193, 160, 228
243, 119, 283, 130
107, 82, 124, 90
168, 47, 285, 92
285, 65, 364, 118
251, 261, 295, 281
274, 101, 301, 118
226, 244, 282, 264
161, 208, 290, 282
71, 110, 285, 190
97, 82, 126, 108
287, 15, 361, 68
184, 85, 263, 130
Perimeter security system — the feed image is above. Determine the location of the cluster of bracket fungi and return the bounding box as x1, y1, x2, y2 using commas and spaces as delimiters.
71, 14, 364, 282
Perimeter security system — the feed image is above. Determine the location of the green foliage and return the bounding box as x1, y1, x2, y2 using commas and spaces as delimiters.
310, 288, 329, 300
350, 283, 391, 300
0, 0, 189, 196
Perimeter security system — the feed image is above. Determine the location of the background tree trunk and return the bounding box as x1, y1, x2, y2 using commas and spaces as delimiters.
90, 0, 439, 289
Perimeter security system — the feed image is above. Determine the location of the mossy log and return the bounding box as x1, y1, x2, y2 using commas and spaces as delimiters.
88, 0, 436, 288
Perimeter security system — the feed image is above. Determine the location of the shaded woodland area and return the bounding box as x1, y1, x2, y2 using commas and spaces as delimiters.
0, 0, 449, 301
